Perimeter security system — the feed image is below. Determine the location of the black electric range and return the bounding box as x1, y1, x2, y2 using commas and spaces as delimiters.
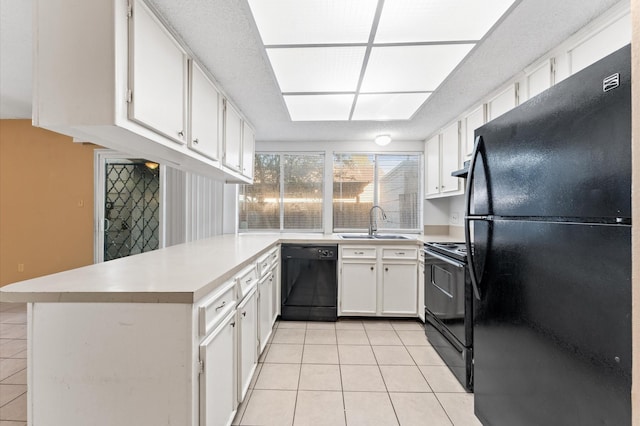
423, 241, 473, 391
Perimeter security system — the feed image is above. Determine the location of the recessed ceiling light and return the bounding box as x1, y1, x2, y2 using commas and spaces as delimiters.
375, 0, 516, 43
361, 44, 475, 92
353, 93, 431, 120
248, 0, 378, 44
267, 47, 366, 92
246, 0, 516, 122
284, 94, 354, 121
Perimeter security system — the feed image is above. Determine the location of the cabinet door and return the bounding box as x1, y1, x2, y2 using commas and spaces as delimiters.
190, 61, 220, 160
464, 106, 485, 157
223, 101, 243, 172
258, 272, 273, 353
238, 288, 258, 403
440, 122, 460, 195
382, 263, 418, 315
130, 0, 186, 144
340, 262, 377, 315
241, 121, 255, 179
270, 265, 279, 324
425, 135, 440, 197
200, 310, 236, 426
488, 85, 517, 121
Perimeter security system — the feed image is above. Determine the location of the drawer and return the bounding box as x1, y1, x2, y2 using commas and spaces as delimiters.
342, 247, 377, 259
258, 247, 279, 277
198, 279, 237, 336
238, 265, 258, 298
382, 247, 418, 260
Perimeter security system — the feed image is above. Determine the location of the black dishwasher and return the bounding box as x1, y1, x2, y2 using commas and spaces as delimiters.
281, 244, 338, 321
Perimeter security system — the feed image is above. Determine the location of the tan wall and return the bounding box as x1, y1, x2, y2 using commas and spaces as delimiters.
0, 120, 96, 287
632, 0, 639, 423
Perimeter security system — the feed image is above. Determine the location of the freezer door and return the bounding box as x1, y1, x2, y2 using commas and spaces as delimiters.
472, 45, 631, 219
473, 220, 631, 426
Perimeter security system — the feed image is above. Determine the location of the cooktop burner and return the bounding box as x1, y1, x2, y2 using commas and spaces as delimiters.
424, 241, 469, 262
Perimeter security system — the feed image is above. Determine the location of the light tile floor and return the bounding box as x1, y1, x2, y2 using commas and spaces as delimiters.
0, 303, 482, 426
234, 318, 482, 426
0, 302, 28, 426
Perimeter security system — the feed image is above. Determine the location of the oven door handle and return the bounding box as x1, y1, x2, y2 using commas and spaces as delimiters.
423, 250, 466, 269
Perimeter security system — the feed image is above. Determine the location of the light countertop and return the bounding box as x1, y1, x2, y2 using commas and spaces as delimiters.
0, 233, 461, 304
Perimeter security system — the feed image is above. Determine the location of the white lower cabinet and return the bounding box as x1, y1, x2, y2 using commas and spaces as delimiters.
258, 270, 274, 352
237, 287, 258, 403
339, 245, 418, 317
341, 262, 377, 314
199, 309, 237, 426
381, 263, 418, 315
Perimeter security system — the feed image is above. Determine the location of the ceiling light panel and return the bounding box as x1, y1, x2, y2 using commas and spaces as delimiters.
361, 44, 474, 92
352, 93, 431, 120
284, 94, 354, 121
375, 0, 516, 43
267, 47, 365, 92
247, 0, 378, 45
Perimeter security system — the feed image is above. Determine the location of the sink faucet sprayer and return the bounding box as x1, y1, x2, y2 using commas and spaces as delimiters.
369, 205, 387, 236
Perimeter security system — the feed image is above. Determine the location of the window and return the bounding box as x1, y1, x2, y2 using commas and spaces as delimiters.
239, 153, 324, 232
333, 153, 421, 232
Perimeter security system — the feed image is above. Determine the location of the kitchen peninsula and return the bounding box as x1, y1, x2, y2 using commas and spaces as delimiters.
0, 233, 457, 426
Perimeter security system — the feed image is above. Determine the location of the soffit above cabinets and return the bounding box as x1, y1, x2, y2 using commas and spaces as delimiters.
247, 0, 516, 122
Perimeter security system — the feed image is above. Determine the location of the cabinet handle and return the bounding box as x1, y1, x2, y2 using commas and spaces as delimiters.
178, 130, 184, 137
396, 252, 405, 255
246, 278, 252, 284
215, 301, 226, 311
385, 267, 389, 272
193, 138, 199, 144
231, 321, 236, 328
355, 251, 364, 255
242, 311, 247, 317
370, 266, 374, 271
442, 185, 445, 189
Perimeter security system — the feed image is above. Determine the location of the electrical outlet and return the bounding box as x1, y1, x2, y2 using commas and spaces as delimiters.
451, 212, 460, 224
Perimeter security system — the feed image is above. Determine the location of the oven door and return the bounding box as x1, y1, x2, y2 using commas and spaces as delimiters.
424, 249, 469, 346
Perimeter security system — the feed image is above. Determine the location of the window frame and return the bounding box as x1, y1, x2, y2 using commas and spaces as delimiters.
332, 151, 423, 234
238, 151, 325, 233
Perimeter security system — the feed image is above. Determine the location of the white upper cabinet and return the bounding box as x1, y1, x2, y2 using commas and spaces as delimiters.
440, 122, 460, 195
189, 61, 221, 161
425, 122, 461, 199
223, 100, 243, 173
32, 0, 254, 183
129, 0, 186, 144
425, 135, 440, 198
526, 60, 554, 100
488, 84, 517, 121
242, 121, 255, 180
464, 106, 485, 157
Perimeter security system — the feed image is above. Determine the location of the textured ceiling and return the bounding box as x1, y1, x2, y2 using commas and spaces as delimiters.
0, 0, 626, 141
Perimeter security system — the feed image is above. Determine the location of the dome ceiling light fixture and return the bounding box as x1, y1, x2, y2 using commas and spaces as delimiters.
374, 134, 392, 146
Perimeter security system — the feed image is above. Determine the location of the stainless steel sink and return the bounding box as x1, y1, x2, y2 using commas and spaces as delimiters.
338, 234, 413, 240
338, 234, 375, 239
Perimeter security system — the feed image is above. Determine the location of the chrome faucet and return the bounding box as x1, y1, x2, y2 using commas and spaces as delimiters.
369, 205, 387, 236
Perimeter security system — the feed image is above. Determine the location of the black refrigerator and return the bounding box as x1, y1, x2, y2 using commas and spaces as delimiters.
466, 45, 631, 426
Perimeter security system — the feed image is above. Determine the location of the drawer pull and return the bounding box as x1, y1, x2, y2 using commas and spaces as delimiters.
242, 311, 247, 317
385, 267, 389, 271
230, 321, 236, 328
215, 301, 226, 311
396, 252, 405, 255
355, 251, 364, 255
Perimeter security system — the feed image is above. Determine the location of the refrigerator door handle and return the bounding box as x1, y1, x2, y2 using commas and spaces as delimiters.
465, 135, 484, 300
